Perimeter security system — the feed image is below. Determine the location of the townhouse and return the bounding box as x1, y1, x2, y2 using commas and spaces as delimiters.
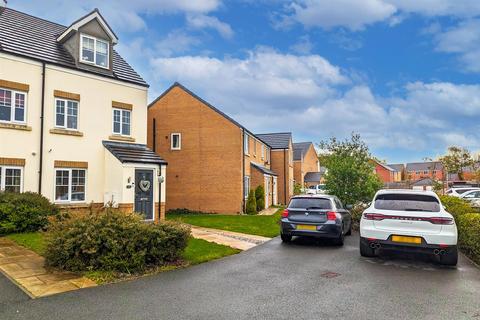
0, 8, 167, 221
255, 133, 294, 204
292, 142, 321, 187
372, 160, 395, 184
387, 164, 405, 182
406, 161, 444, 181
147, 82, 277, 214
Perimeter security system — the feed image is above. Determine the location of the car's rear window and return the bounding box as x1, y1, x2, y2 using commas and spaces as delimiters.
457, 189, 475, 194
289, 198, 332, 209
374, 194, 440, 212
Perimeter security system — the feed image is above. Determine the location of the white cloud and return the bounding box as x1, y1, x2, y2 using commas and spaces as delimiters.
290, 35, 313, 54
155, 30, 201, 57
186, 14, 234, 39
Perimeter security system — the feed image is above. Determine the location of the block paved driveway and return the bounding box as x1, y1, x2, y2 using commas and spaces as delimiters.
1, 233, 479, 320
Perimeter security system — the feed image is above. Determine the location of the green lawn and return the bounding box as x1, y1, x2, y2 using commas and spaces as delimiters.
167, 208, 284, 238
4, 232, 240, 283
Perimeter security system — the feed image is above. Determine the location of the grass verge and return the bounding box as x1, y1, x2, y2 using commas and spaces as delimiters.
167, 207, 284, 238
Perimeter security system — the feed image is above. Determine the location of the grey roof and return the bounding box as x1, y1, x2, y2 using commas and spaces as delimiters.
406, 161, 443, 172
304, 172, 321, 183
412, 178, 434, 186
255, 132, 292, 149
148, 82, 272, 147
0, 8, 148, 87
293, 142, 312, 161
103, 141, 167, 165
387, 164, 405, 172
251, 163, 277, 176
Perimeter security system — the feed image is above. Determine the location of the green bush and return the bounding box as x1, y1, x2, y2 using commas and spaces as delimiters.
439, 195, 473, 219
167, 208, 213, 215
245, 190, 257, 215
0, 192, 58, 235
293, 183, 303, 195
350, 203, 368, 231
255, 185, 265, 212
44, 209, 190, 273
456, 213, 480, 265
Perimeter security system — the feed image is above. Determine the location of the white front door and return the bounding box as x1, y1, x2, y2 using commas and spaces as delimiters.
273, 177, 278, 205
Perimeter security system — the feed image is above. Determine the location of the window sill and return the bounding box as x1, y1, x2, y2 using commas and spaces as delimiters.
109, 135, 135, 142
0, 122, 32, 131
50, 128, 84, 137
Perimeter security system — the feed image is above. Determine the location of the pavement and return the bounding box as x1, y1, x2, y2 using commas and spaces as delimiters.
190, 226, 271, 250
1, 233, 479, 320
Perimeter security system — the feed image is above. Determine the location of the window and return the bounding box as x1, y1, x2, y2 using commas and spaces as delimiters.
0, 88, 26, 123
171, 133, 181, 150
244, 176, 250, 198
55, 98, 78, 130
244, 134, 249, 155
0, 167, 23, 193
415, 171, 420, 175
423, 170, 429, 175
261, 145, 265, 159
112, 108, 131, 136
55, 169, 86, 202
253, 140, 257, 157
374, 193, 440, 212
288, 197, 332, 209
266, 147, 270, 163
80, 34, 109, 68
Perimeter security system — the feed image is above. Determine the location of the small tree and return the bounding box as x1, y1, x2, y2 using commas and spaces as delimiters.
246, 190, 257, 215
293, 183, 303, 195
255, 185, 265, 211
440, 146, 474, 181
319, 133, 382, 205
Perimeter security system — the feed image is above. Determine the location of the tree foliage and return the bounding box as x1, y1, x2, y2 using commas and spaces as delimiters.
255, 185, 265, 211
319, 133, 382, 205
439, 146, 474, 181
245, 190, 257, 215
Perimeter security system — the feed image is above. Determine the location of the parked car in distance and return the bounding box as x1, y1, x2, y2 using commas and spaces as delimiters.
460, 189, 480, 208
280, 195, 352, 245
360, 189, 458, 266
306, 184, 326, 195
446, 187, 480, 197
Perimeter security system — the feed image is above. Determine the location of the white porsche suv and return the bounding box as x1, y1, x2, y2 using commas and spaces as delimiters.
360, 190, 458, 266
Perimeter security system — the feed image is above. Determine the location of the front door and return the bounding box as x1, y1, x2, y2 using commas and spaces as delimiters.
134, 169, 154, 220
273, 177, 278, 205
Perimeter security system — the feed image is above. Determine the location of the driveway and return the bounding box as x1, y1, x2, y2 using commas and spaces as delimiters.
1, 233, 479, 320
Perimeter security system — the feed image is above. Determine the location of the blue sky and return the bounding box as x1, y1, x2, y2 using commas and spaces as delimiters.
11, 0, 480, 163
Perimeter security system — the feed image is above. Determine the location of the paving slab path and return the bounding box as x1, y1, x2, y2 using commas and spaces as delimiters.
258, 207, 280, 215
190, 226, 271, 250
0, 238, 97, 298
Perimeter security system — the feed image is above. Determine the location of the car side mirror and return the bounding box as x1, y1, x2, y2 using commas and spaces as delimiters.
346, 204, 353, 210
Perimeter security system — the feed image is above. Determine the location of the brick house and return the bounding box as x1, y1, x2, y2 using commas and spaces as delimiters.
255, 133, 294, 205
147, 82, 277, 214
373, 160, 395, 184
387, 163, 405, 182
292, 142, 320, 187
0, 8, 167, 221
406, 162, 444, 181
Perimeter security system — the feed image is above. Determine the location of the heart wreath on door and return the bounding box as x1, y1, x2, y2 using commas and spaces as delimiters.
139, 180, 151, 192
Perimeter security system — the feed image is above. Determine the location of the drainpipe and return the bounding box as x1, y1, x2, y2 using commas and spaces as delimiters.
242, 129, 245, 213
284, 149, 287, 204
38, 62, 46, 194
158, 165, 163, 221
152, 118, 156, 153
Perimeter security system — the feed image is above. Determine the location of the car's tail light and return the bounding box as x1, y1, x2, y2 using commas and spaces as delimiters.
282, 209, 289, 218
363, 213, 385, 220
326, 211, 337, 221
427, 217, 454, 225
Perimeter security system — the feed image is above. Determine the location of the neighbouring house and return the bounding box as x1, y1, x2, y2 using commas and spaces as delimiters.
387, 163, 405, 182
412, 178, 434, 191
406, 161, 444, 181
447, 162, 480, 183
372, 160, 395, 184
293, 142, 321, 187
255, 132, 294, 205
0, 8, 167, 221
147, 82, 277, 214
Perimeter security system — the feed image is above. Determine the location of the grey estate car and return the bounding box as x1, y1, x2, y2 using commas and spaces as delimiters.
280, 195, 352, 245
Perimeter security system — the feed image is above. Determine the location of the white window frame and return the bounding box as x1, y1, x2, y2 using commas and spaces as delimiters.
80, 34, 110, 69
54, 168, 87, 203
0, 166, 24, 192
54, 98, 79, 130
112, 108, 131, 136
0, 87, 27, 124
244, 134, 250, 155
171, 133, 181, 150
261, 145, 265, 160
244, 175, 250, 198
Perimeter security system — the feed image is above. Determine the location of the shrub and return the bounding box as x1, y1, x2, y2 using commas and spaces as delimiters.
0, 192, 58, 235
44, 209, 190, 273
245, 190, 257, 215
439, 195, 473, 220
167, 208, 213, 215
456, 213, 480, 265
350, 203, 368, 231
255, 185, 265, 212
293, 183, 303, 195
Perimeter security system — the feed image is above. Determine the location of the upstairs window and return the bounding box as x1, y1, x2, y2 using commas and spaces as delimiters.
80, 34, 109, 68
171, 133, 181, 150
261, 145, 265, 159
0, 88, 26, 123
244, 134, 249, 155
112, 108, 131, 136
55, 98, 78, 130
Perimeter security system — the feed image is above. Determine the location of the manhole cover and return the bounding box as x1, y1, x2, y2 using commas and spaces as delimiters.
320, 271, 341, 278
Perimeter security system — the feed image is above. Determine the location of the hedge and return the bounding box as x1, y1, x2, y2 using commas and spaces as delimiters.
246, 190, 257, 215
0, 192, 58, 235
255, 185, 265, 212
45, 209, 190, 273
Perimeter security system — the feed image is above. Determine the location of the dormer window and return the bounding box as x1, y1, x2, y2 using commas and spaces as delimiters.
80, 34, 109, 68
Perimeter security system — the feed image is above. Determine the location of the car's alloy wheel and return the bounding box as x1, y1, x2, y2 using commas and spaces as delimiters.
334, 226, 345, 246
